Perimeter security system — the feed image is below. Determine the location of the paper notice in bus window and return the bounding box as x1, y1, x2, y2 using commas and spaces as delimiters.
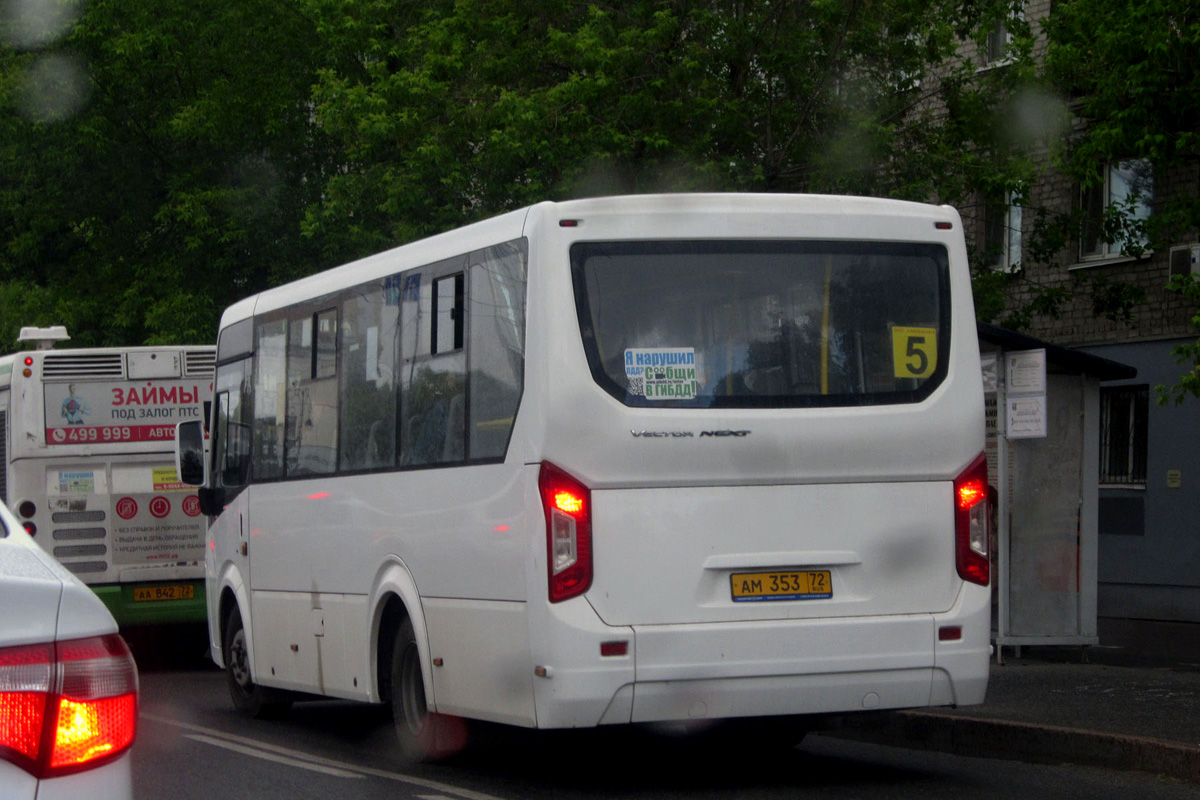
624, 348, 699, 400
57, 471, 95, 494
891, 326, 938, 379
152, 467, 190, 492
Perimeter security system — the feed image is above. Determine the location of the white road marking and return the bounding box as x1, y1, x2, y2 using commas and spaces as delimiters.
143, 713, 507, 800
185, 734, 365, 778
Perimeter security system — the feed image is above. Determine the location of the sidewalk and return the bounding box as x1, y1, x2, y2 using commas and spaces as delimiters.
826, 618, 1200, 782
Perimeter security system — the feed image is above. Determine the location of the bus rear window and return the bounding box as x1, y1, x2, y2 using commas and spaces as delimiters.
571, 240, 950, 408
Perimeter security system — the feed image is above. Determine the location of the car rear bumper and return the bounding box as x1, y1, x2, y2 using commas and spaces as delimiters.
0, 753, 132, 800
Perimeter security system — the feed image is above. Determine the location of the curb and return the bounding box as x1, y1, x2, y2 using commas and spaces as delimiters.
825, 710, 1200, 784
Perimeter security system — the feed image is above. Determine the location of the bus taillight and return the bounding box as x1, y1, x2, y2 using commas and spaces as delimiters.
17, 501, 36, 536
538, 462, 593, 603
954, 454, 989, 586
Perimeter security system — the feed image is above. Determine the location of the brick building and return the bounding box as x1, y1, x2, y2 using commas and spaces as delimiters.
956, 2, 1200, 623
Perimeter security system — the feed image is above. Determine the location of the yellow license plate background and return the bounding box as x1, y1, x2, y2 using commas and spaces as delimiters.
730, 570, 832, 602
133, 584, 195, 602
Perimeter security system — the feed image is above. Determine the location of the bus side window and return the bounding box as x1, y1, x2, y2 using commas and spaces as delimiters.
399, 266, 466, 467
212, 357, 253, 494
285, 309, 339, 477
253, 319, 287, 481
214, 370, 251, 490
468, 240, 527, 461
432, 274, 464, 355
338, 282, 397, 472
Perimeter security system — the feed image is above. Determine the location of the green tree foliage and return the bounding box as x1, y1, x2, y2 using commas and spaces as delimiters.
1041, 0, 1200, 400
301, 0, 1026, 248
0, 0, 1086, 352
1044, 0, 1198, 194
0, 0, 333, 348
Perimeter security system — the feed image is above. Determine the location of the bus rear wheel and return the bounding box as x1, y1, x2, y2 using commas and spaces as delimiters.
390, 617, 466, 762
223, 608, 291, 719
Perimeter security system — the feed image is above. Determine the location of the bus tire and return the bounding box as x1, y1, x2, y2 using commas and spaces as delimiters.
390, 617, 466, 763
223, 607, 291, 719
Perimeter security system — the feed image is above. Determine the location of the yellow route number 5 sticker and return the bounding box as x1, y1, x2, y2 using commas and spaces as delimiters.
892, 326, 938, 379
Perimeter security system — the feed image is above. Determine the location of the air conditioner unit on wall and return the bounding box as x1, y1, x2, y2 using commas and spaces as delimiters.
1168, 243, 1200, 277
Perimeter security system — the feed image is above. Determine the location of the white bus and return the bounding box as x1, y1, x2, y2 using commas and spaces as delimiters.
177, 193, 990, 758
0, 328, 215, 626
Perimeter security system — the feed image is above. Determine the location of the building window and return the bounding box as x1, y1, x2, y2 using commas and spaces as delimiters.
985, 19, 1010, 64
1080, 159, 1154, 262
982, 195, 1022, 271
982, 3, 1023, 66
1099, 385, 1147, 486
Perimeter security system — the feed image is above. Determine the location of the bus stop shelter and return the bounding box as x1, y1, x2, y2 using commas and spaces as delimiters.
977, 323, 1136, 658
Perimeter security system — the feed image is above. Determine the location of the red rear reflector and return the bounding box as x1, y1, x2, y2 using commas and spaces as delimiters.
559, 219, 580, 227
600, 641, 628, 657
0, 634, 138, 779
939, 626, 963, 641
935, 221, 954, 230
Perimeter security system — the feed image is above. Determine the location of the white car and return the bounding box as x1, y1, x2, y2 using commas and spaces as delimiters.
0, 503, 137, 800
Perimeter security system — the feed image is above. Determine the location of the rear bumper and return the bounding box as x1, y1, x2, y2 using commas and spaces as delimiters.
629, 596, 988, 722
531, 582, 989, 728
93, 580, 208, 626
631, 667, 947, 723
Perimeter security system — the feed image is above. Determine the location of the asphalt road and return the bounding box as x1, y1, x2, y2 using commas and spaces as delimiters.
133, 664, 1199, 800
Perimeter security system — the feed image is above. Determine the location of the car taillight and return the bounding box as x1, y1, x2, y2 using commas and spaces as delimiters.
0, 634, 138, 778
954, 453, 990, 586
539, 462, 593, 603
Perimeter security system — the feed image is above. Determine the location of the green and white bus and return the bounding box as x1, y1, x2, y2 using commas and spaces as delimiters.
0, 327, 214, 626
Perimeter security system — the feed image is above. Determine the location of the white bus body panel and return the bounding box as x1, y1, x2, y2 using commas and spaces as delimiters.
423, 598, 535, 726
236, 465, 536, 721
587, 482, 958, 627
